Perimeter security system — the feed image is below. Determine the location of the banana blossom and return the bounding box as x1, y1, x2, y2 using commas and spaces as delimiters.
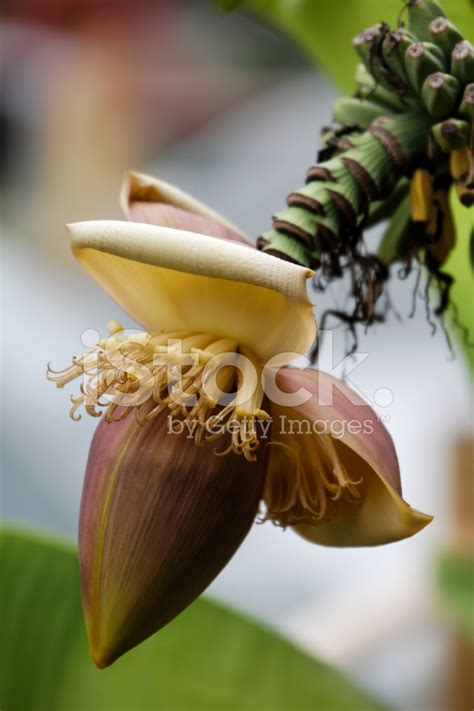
47, 171, 432, 667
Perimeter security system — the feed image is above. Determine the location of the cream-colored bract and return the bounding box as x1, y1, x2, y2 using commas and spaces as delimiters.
67, 220, 316, 363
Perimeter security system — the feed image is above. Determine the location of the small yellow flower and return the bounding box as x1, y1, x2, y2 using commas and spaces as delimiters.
48, 171, 432, 667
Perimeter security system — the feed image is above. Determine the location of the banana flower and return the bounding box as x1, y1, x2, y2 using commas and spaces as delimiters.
47, 171, 432, 667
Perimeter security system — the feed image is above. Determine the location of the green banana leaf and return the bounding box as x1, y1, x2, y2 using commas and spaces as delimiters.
445, 195, 474, 371
0, 525, 385, 711
223, 0, 474, 365
437, 550, 474, 640
222, 1, 473, 92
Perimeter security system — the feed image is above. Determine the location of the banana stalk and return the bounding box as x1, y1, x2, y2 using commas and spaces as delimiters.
256, 0, 472, 338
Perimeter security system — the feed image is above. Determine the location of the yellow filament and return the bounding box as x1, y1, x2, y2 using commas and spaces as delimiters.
47, 324, 269, 460
263, 431, 363, 527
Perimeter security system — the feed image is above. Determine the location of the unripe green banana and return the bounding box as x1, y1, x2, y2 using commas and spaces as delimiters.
355, 64, 414, 112
432, 119, 470, 152
378, 194, 417, 265
367, 178, 409, 227
381, 29, 417, 85
353, 25, 382, 70
333, 96, 392, 129
407, 0, 447, 42
352, 25, 405, 94
459, 84, 474, 120
421, 72, 461, 119
451, 41, 474, 84
429, 17, 464, 57
405, 41, 447, 92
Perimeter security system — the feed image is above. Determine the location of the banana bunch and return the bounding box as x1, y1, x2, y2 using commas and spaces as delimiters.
258, 0, 473, 284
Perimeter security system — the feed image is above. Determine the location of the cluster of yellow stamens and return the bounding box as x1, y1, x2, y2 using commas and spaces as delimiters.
263, 423, 363, 526
47, 321, 364, 523
47, 321, 270, 462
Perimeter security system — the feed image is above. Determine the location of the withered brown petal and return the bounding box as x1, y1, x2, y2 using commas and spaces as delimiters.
79, 410, 266, 668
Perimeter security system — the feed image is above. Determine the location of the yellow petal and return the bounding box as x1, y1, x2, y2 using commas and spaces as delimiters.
67, 220, 315, 363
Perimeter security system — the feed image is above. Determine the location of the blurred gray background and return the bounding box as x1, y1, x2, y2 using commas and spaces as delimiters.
2, 3, 472, 709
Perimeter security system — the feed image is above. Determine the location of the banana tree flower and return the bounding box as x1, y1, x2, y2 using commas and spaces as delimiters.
47, 171, 431, 668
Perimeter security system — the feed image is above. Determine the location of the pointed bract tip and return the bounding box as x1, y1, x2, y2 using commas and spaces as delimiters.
79, 411, 266, 666
407, 508, 434, 534
90, 647, 112, 670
